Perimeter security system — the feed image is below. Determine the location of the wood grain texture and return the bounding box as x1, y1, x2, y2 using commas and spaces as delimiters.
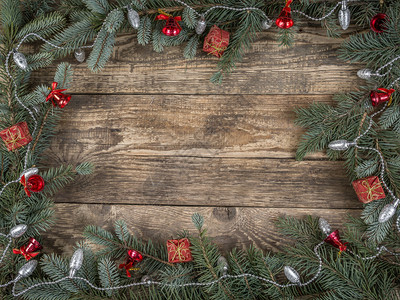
45, 204, 360, 255
50, 94, 331, 158
31, 27, 363, 95
32, 25, 364, 256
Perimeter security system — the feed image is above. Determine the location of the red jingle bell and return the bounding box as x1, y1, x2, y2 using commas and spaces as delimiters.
156, 13, 182, 37
370, 13, 388, 33
324, 230, 348, 253
119, 249, 143, 277
46, 82, 72, 108
13, 237, 43, 261
370, 88, 395, 107
20, 174, 45, 197
276, 0, 294, 29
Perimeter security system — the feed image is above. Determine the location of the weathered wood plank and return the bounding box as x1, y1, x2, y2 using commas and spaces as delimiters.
44, 204, 360, 255
46, 154, 358, 208
32, 29, 362, 95
48, 94, 332, 159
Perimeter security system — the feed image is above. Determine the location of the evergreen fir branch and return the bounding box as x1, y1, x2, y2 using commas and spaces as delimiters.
98, 256, 120, 297
53, 63, 74, 90
182, 7, 197, 29
104, 9, 124, 33
87, 28, 116, 72
183, 35, 199, 59
82, 0, 110, 15
137, 15, 152, 46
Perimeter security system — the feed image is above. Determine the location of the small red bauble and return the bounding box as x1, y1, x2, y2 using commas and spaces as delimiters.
370, 88, 395, 106
276, 0, 294, 29
13, 237, 43, 261
27, 175, 45, 193
370, 13, 388, 33
156, 13, 182, 37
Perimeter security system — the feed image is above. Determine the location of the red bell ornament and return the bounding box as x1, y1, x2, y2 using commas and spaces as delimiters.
370, 88, 395, 107
324, 230, 348, 253
156, 13, 182, 37
13, 237, 43, 261
276, 0, 294, 29
370, 13, 388, 33
46, 82, 71, 108
119, 249, 143, 277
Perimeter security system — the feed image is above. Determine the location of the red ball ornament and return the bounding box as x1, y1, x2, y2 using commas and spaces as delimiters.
276, 0, 294, 29
20, 174, 45, 197
119, 249, 143, 277
370, 13, 388, 33
370, 88, 395, 107
156, 13, 182, 37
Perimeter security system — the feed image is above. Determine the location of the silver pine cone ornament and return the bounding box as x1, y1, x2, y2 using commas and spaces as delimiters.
338, 0, 350, 30
127, 6, 140, 29
13, 49, 28, 70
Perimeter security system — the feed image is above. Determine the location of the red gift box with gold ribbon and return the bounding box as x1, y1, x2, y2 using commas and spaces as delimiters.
352, 176, 386, 203
0, 122, 32, 151
203, 25, 230, 58
167, 238, 193, 263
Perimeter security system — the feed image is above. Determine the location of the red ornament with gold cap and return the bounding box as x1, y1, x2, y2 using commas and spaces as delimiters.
276, 0, 294, 29
370, 88, 395, 107
46, 82, 71, 108
156, 10, 182, 37
13, 237, 43, 261
118, 249, 143, 277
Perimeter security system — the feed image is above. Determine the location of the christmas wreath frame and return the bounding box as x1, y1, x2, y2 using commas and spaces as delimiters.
1, 0, 400, 299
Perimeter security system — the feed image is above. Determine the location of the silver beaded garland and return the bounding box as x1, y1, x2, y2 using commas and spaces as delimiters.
22, 168, 39, 180
17, 260, 37, 280
338, 0, 350, 30
378, 203, 397, 223
328, 140, 356, 151
74, 48, 86, 63
141, 275, 152, 284
196, 17, 207, 35
9, 224, 27, 238
127, 6, 140, 29
357, 69, 373, 79
69, 249, 84, 277
318, 218, 331, 236
13, 49, 28, 70
284, 266, 300, 284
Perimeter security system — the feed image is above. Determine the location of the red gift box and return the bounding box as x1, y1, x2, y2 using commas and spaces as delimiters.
352, 176, 386, 203
167, 238, 193, 263
0, 122, 32, 151
203, 25, 230, 58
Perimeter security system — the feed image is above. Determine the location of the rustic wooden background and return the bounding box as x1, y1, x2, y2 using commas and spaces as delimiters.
34, 24, 364, 255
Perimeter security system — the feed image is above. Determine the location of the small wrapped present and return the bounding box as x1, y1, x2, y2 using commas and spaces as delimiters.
0, 122, 32, 151
203, 25, 230, 58
167, 238, 193, 263
352, 176, 386, 203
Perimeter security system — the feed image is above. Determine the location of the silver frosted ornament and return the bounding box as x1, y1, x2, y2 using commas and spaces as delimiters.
196, 17, 207, 35
338, 0, 350, 30
318, 218, 331, 236
74, 48, 85, 63
9, 224, 28, 238
357, 69, 373, 79
217, 256, 229, 275
284, 266, 300, 284
261, 19, 272, 30
378, 203, 398, 223
21, 168, 39, 181
328, 140, 356, 151
127, 6, 140, 29
69, 248, 84, 277
16, 260, 37, 280
13, 49, 28, 71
